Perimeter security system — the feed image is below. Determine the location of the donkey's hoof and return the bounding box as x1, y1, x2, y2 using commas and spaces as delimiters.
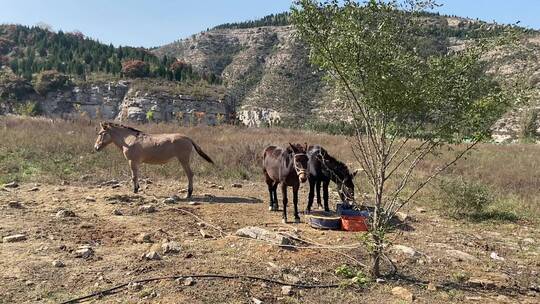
294, 218, 301, 224
281, 218, 287, 224
268, 206, 274, 211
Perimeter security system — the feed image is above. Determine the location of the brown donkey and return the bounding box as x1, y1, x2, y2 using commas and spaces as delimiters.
94, 122, 213, 197
262, 143, 309, 223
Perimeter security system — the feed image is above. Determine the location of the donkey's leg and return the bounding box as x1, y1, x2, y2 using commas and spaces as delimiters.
316, 180, 322, 209
307, 177, 315, 214
323, 179, 330, 212
281, 183, 288, 223
271, 183, 279, 211
292, 184, 300, 223
128, 160, 140, 193
265, 171, 276, 211
179, 160, 194, 199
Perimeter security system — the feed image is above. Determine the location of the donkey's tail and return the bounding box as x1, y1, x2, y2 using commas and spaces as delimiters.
190, 139, 214, 164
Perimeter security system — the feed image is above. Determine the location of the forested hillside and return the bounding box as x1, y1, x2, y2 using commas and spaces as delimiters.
0, 24, 220, 84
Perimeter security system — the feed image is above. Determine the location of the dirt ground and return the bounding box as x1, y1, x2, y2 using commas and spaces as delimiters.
0, 177, 538, 304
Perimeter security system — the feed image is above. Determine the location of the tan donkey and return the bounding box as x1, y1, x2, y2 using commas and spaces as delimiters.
94, 122, 214, 197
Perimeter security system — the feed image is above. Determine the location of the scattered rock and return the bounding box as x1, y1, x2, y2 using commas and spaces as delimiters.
75, 246, 94, 259
135, 233, 153, 243
283, 273, 301, 284
143, 251, 161, 260
391, 286, 414, 302
209, 183, 218, 188
218, 186, 224, 190
281, 285, 293, 296
490, 252, 505, 261
111, 184, 121, 189
231, 183, 243, 188
139, 205, 156, 213
203, 193, 215, 198
392, 244, 421, 257
28, 187, 39, 192
128, 282, 143, 291
445, 249, 478, 262
2, 234, 27, 243
395, 211, 409, 222
79, 223, 94, 229
162, 197, 176, 204
199, 229, 212, 239
52, 260, 65, 267
188, 201, 200, 206
236, 226, 293, 247
465, 296, 485, 301
112, 209, 123, 216
183, 277, 195, 286
3, 181, 19, 188
85, 196, 96, 202
376, 278, 386, 284
56, 209, 76, 218
54, 187, 65, 192
252, 297, 263, 304
162, 241, 181, 254
468, 278, 496, 288
8, 201, 23, 208
179, 189, 188, 194
416, 207, 427, 213
522, 238, 535, 244
427, 282, 437, 291
184, 253, 193, 259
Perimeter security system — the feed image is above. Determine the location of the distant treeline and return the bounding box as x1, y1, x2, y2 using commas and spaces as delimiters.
212, 12, 291, 30
0, 24, 221, 84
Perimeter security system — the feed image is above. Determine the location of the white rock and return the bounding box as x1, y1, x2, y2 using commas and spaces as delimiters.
281, 285, 293, 296
112, 209, 123, 216
522, 238, 535, 244
75, 247, 94, 259
231, 183, 243, 188
236, 226, 293, 247
183, 277, 194, 286
56, 210, 76, 218
135, 233, 153, 243
188, 201, 200, 206
3, 181, 19, 188
162, 241, 181, 254
445, 249, 478, 262
162, 197, 177, 204
2, 234, 27, 243
128, 282, 143, 291
252, 297, 263, 304
144, 251, 161, 260
392, 244, 421, 257
85, 196, 96, 202
52, 260, 65, 267
490, 252, 505, 261
139, 205, 156, 213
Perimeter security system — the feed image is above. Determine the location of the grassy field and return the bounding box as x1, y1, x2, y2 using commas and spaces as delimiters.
1, 116, 539, 221
1, 116, 539, 303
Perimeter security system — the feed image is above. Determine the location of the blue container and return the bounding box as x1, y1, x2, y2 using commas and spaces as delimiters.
337, 203, 370, 217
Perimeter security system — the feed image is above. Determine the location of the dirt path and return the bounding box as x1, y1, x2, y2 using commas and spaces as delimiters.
1, 179, 538, 303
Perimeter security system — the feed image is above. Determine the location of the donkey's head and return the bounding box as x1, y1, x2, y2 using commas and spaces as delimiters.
94, 122, 113, 151
339, 169, 360, 203
288, 143, 309, 183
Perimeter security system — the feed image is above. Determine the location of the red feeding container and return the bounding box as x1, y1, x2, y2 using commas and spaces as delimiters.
341, 215, 368, 232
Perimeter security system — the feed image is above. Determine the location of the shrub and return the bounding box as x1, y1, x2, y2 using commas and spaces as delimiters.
146, 110, 155, 122
121, 60, 150, 78
34, 70, 71, 95
438, 178, 494, 217
14, 101, 41, 116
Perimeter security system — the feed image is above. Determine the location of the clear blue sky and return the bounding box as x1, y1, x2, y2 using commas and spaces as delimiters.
0, 0, 538, 48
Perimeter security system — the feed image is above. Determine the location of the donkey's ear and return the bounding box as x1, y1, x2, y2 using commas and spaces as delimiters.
352, 169, 363, 177
304, 142, 308, 151
100, 121, 106, 128
289, 143, 296, 151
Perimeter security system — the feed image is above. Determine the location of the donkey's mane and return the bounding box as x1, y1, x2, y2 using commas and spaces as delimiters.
322, 149, 350, 177
104, 122, 143, 134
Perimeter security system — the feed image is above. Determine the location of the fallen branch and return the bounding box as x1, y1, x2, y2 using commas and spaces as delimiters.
60, 273, 341, 304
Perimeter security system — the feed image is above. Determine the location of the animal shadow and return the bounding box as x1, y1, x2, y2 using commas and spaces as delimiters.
179, 195, 262, 204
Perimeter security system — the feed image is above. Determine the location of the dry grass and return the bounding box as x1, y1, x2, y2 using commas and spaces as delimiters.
1, 116, 539, 220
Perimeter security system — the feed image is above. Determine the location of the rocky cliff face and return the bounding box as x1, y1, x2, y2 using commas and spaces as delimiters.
156, 20, 540, 140
4, 81, 231, 126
